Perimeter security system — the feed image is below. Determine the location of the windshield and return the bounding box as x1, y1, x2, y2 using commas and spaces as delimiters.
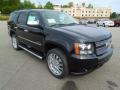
42, 11, 79, 27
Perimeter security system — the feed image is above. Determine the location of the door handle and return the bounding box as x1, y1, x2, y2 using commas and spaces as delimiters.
24, 29, 29, 32
14, 27, 18, 29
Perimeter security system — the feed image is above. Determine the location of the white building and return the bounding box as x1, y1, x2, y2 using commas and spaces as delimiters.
54, 4, 112, 18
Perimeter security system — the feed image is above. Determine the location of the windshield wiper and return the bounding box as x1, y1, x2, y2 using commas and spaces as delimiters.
50, 24, 67, 27
67, 23, 78, 26
50, 23, 78, 27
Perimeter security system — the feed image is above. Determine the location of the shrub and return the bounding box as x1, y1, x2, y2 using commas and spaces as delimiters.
0, 15, 9, 20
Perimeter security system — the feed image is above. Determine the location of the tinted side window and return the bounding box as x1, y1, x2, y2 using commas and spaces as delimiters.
18, 12, 27, 25
27, 12, 40, 25
9, 12, 18, 22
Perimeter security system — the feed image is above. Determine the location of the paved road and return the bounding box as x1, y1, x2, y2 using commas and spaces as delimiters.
0, 21, 120, 90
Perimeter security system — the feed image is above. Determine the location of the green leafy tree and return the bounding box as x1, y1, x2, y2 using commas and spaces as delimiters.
37, 5, 43, 9
87, 4, 92, 8
68, 2, 73, 7
0, 0, 36, 14
0, 0, 21, 14
82, 3, 85, 7
20, 0, 36, 9
44, 1, 54, 10
62, 5, 69, 8
110, 12, 117, 19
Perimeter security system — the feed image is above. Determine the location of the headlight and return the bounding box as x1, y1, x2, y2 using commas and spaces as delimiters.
74, 43, 94, 55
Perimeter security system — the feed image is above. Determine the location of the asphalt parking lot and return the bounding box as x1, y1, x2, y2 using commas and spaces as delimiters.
0, 21, 120, 90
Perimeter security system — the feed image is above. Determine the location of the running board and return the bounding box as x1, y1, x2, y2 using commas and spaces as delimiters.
18, 45, 43, 60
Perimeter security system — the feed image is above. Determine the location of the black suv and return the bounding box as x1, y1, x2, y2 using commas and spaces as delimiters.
8, 9, 113, 79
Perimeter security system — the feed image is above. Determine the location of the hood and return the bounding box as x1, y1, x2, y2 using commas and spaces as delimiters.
53, 25, 111, 42
104, 20, 114, 23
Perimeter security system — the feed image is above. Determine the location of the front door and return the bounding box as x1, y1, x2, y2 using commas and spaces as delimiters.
16, 11, 44, 52
24, 11, 44, 52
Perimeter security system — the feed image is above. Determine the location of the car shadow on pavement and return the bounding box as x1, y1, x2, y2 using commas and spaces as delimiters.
61, 81, 78, 90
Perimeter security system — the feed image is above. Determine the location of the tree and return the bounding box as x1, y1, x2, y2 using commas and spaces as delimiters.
68, 2, 73, 7
0, 0, 36, 14
87, 4, 94, 8
44, 1, 54, 10
62, 5, 69, 8
82, 3, 85, 7
0, 0, 4, 12
19, 0, 36, 9
110, 12, 117, 19
37, 4, 43, 9
0, 0, 21, 14
87, 4, 92, 8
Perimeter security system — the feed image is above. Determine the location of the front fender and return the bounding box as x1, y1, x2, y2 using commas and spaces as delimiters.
45, 36, 74, 54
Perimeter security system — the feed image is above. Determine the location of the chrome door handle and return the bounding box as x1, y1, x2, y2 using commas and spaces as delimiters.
24, 29, 29, 32
14, 27, 18, 29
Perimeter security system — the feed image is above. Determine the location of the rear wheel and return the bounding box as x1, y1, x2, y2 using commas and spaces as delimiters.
118, 24, 120, 27
116, 24, 120, 27
46, 48, 69, 79
103, 23, 106, 27
11, 35, 21, 50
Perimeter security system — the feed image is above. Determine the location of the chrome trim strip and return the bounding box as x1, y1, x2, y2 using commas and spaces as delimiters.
18, 45, 42, 59
18, 36, 41, 46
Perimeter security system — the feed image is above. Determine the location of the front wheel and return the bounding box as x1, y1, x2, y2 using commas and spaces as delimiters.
97, 23, 99, 27
46, 48, 69, 79
11, 35, 21, 50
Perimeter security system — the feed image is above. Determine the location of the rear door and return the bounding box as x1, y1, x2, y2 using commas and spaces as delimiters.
7, 12, 19, 34
16, 11, 29, 45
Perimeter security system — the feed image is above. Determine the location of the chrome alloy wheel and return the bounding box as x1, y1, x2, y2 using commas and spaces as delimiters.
47, 53, 64, 76
12, 36, 18, 49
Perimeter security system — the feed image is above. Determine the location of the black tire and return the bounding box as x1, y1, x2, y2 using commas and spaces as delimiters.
46, 48, 69, 79
11, 35, 21, 50
97, 23, 99, 27
116, 24, 120, 27
103, 23, 106, 27
119, 24, 120, 27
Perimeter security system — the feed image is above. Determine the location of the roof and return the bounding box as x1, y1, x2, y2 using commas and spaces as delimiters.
13, 9, 57, 13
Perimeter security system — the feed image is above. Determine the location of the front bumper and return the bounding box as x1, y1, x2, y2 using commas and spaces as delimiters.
69, 48, 113, 75
106, 23, 114, 26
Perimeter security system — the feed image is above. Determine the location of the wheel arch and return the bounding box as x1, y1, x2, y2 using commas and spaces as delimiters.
44, 41, 70, 56
10, 30, 16, 37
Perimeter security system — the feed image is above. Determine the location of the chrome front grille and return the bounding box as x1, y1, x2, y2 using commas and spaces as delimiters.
95, 38, 112, 55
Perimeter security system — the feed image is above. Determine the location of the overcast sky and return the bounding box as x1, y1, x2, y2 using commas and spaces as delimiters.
21, 0, 120, 13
